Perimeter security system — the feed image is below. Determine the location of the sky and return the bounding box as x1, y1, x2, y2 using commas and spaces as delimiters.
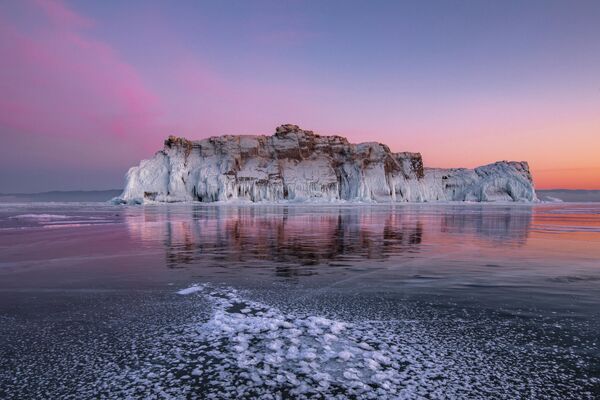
0, 0, 599, 192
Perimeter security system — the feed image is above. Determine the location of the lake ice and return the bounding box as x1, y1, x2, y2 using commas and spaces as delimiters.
0, 202, 598, 398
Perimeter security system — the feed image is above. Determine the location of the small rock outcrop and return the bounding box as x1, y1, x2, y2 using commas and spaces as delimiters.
116, 124, 537, 203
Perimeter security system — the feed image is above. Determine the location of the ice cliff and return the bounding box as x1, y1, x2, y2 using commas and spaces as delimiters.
116, 124, 537, 204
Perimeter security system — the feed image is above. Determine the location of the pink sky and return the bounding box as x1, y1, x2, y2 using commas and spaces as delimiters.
0, 0, 599, 192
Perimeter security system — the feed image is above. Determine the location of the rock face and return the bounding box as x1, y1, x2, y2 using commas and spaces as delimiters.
117, 124, 537, 203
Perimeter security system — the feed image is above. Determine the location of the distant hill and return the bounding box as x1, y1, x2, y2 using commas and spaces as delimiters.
1, 188, 597, 203
536, 190, 600, 202
0, 189, 122, 203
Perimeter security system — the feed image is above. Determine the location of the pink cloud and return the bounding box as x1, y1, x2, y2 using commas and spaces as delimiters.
160, 56, 338, 138
0, 0, 163, 171
33, 0, 94, 28
0, 0, 331, 180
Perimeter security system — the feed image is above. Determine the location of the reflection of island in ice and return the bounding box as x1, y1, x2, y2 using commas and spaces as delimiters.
440, 206, 533, 244
125, 205, 532, 274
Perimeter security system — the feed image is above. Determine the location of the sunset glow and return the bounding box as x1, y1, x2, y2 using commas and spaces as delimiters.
1, 0, 599, 192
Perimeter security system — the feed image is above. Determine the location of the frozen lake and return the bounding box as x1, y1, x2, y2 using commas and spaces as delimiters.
0, 202, 599, 398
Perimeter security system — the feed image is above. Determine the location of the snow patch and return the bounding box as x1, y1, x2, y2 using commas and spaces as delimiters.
83, 283, 597, 398
9, 214, 70, 220
182, 285, 420, 398
176, 284, 204, 295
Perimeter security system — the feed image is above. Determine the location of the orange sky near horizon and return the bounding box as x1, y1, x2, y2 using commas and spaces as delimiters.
532, 167, 600, 190
345, 97, 600, 191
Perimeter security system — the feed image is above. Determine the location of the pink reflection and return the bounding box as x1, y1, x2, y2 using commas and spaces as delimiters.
124, 206, 536, 271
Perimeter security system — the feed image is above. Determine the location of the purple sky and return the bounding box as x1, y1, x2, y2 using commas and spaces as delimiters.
1, 0, 600, 192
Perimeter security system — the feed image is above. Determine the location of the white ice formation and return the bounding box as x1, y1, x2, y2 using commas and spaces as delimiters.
116, 124, 537, 204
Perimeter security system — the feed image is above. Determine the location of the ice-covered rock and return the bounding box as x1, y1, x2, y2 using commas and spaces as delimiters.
116, 124, 537, 204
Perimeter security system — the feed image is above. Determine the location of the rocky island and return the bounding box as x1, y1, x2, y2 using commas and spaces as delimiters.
116, 124, 537, 204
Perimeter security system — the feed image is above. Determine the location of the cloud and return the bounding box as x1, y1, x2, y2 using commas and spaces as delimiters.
0, 0, 163, 169
0, 0, 330, 191
32, 0, 94, 28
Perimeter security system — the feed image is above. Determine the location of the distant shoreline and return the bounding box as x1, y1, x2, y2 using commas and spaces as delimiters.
0, 189, 122, 203
1, 189, 600, 203
536, 189, 600, 203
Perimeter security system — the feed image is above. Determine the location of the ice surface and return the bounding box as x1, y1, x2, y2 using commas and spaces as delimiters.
2, 203, 599, 399
76, 283, 597, 399
116, 125, 537, 204
9, 214, 70, 220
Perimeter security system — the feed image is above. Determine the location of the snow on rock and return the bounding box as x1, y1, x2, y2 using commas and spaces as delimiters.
115, 124, 537, 204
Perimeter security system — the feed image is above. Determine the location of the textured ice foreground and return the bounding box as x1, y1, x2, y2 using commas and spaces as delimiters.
84, 284, 596, 399
117, 124, 537, 204
183, 285, 407, 398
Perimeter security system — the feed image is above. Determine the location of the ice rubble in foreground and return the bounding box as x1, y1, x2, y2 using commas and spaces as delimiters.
87, 283, 585, 399
115, 124, 537, 204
